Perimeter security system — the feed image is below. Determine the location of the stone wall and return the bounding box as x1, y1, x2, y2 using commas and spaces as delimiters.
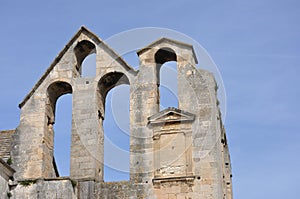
10, 179, 76, 199
95, 181, 139, 198
0, 130, 14, 162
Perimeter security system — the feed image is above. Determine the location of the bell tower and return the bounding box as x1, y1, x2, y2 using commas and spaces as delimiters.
1, 27, 233, 199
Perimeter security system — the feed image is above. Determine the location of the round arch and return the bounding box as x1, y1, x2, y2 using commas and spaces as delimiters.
74, 40, 96, 76
98, 72, 130, 100
47, 81, 73, 119
154, 48, 179, 109
154, 47, 177, 65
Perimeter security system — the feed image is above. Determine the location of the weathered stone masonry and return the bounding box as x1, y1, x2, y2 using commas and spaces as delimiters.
0, 26, 233, 199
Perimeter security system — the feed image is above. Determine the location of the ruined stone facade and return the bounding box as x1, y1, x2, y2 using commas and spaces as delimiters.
0, 27, 233, 198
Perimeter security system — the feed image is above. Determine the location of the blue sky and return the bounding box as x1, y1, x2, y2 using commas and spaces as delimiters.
0, 0, 300, 198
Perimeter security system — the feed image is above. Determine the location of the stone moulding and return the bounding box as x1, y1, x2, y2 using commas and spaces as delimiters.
148, 107, 195, 125
152, 175, 196, 187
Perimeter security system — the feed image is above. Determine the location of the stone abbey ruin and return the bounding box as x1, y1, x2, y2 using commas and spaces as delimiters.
0, 27, 233, 198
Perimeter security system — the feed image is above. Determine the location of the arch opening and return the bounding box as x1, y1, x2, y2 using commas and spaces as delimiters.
81, 53, 96, 77
159, 61, 178, 110
74, 40, 96, 77
46, 81, 72, 177
155, 48, 178, 110
98, 73, 130, 182
98, 72, 130, 107
155, 47, 177, 65
53, 94, 72, 177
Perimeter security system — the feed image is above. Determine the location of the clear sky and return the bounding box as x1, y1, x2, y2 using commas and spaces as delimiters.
0, 1, 300, 198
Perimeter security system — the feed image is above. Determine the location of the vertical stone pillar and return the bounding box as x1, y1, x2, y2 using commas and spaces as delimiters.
130, 57, 158, 184
70, 78, 102, 181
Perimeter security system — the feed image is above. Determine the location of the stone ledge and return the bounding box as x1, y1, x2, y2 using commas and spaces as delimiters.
152, 175, 196, 188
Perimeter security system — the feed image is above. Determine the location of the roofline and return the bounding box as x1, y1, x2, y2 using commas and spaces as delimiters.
19, 26, 136, 108
0, 158, 16, 173
0, 129, 15, 134
137, 37, 198, 64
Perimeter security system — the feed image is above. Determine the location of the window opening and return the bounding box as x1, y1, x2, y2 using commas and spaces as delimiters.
103, 84, 130, 182
53, 94, 72, 176
155, 48, 178, 110
74, 40, 96, 77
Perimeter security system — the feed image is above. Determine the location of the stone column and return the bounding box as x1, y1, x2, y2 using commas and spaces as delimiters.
70, 77, 102, 182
